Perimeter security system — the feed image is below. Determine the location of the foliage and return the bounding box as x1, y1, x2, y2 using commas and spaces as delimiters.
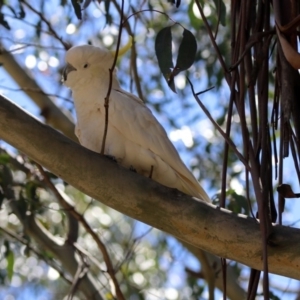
0, 0, 299, 299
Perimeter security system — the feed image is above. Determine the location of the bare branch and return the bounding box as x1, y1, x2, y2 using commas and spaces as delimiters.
1, 94, 300, 280
20, 0, 70, 50
101, 0, 125, 155
0, 45, 77, 141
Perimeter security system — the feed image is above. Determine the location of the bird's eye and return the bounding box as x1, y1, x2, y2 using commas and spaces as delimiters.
83, 63, 88, 68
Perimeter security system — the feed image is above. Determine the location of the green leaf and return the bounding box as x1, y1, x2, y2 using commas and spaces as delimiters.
0, 13, 10, 30
25, 181, 38, 201
227, 191, 249, 215
166, 29, 197, 93
212, 0, 226, 26
6, 252, 14, 281
167, 0, 181, 8
188, 1, 202, 29
36, 20, 42, 38
156, 27, 197, 93
0, 187, 4, 208
0, 153, 10, 164
71, 0, 82, 20
60, 0, 68, 6
155, 26, 175, 91
104, 0, 110, 14
82, 0, 92, 10
0, 165, 13, 187
103, 0, 112, 25
18, 3, 25, 19
5, 243, 14, 282
167, 77, 176, 93
174, 29, 197, 74
167, 74, 176, 93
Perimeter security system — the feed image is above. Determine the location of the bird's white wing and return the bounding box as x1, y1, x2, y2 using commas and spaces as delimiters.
106, 88, 210, 202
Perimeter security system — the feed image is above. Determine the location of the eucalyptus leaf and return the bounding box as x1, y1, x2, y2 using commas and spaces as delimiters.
155, 26, 174, 83
71, 0, 82, 20
6, 249, 14, 282
174, 29, 197, 74
212, 0, 226, 26
0, 13, 10, 30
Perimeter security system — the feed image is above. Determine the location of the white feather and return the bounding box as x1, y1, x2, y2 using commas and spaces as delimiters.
64, 45, 210, 202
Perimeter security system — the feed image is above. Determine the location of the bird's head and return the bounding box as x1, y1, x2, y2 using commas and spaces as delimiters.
62, 45, 114, 88
62, 37, 133, 89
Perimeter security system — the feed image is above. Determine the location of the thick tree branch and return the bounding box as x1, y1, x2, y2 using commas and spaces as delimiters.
0, 95, 300, 280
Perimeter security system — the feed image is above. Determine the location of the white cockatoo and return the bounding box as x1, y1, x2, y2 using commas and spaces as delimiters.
63, 44, 210, 202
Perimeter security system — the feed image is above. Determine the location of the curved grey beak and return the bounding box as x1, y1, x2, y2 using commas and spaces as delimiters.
62, 63, 77, 82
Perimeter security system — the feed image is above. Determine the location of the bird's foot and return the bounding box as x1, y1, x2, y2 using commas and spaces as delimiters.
149, 165, 154, 179
105, 155, 117, 163
129, 165, 137, 172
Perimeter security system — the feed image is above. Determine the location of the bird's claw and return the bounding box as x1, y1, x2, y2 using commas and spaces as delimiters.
149, 165, 154, 179
129, 165, 137, 172
105, 155, 117, 163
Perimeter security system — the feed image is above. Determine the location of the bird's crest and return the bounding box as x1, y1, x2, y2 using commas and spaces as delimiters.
111, 36, 133, 57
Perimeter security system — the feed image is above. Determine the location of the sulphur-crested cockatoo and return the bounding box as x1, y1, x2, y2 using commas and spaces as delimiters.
63, 44, 210, 202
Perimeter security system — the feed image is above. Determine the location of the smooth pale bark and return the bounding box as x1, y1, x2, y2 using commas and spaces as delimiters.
0, 94, 300, 280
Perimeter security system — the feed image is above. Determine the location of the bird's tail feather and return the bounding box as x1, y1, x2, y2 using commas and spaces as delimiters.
178, 174, 211, 203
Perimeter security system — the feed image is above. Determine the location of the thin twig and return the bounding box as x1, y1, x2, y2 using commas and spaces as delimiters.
122, 8, 176, 25
0, 13, 68, 45
20, 0, 69, 50
100, 0, 125, 155
187, 77, 250, 170
0, 37, 65, 51
110, 0, 144, 100
194, 0, 229, 78
0, 85, 73, 103
214, 0, 221, 39
67, 250, 90, 300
